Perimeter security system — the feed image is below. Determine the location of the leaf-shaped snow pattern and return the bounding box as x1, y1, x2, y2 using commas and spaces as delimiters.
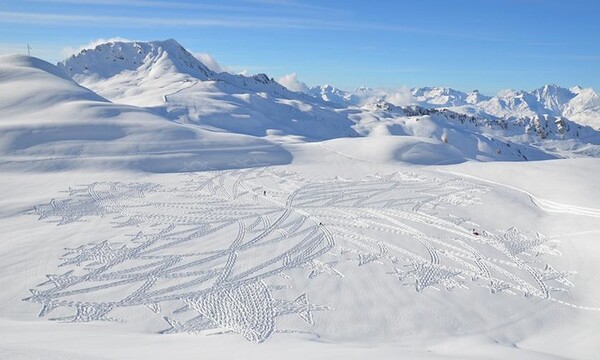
498, 227, 558, 256
24, 168, 586, 343
185, 281, 275, 343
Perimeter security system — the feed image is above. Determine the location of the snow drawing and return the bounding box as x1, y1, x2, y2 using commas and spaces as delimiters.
25, 168, 576, 342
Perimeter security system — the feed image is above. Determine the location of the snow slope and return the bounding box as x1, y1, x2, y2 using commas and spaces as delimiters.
563, 87, 600, 128
1, 150, 599, 359
347, 102, 566, 162
0, 54, 291, 172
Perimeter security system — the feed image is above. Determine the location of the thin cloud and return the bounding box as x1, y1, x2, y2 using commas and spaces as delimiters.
366, 68, 423, 74
20, 0, 252, 11
242, 0, 350, 14
19, 0, 346, 17
522, 54, 600, 61
1, 8, 570, 46
0, 11, 531, 43
0, 11, 340, 29
355, 87, 416, 107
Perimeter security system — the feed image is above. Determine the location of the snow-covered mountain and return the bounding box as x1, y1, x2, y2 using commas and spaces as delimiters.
453, 83, 578, 118
531, 83, 576, 113
0, 54, 290, 172
360, 99, 600, 158
58, 39, 213, 82
449, 85, 600, 131
57, 39, 308, 103
351, 100, 595, 162
308, 84, 360, 106
304, 83, 600, 130
466, 89, 491, 104
562, 87, 600, 127
53, 39, 600, 161
58, 39, 356, 141
411, 87, 470, 107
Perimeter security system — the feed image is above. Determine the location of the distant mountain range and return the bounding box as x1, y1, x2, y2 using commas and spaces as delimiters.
308, 83, 600, 130
58, 39, 600, 132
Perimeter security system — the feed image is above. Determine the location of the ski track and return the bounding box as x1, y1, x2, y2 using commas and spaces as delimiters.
437, 168, 600, 218
23, 167, 599, 344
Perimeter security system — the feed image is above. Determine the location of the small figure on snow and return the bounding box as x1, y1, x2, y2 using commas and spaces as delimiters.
472, 229, 480, 236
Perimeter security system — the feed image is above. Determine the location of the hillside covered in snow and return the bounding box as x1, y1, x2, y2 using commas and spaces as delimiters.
58, 39, 356, 142
0, 54, 291, 172
52, 39, 600, 164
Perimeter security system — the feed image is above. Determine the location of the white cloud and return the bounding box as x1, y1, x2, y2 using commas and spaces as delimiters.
353, 86, 415, 107
61, 37, 132, 58
382, 86, 414, 106
497, 88, 517, 98
193, 53, 222, 73
276, 72, 309, 93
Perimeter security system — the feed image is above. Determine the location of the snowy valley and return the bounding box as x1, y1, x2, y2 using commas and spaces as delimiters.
1, 39, 599, 360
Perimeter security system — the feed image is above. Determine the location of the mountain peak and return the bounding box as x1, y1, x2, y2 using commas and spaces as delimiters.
531, 83, 576, 113
250, 73, 275, 85
58, 39, 213, 81
308, 84, 359, 106
532, 83, 571, 95
411, 86, 468, 107
466, 89, 491, 104
570, 85, 584, 94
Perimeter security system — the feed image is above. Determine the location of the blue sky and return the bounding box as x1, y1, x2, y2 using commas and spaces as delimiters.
1, 0, 599, 94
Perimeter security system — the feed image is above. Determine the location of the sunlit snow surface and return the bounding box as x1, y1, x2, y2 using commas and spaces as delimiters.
2, 156, 600, 359
1, 50, 600, 359
23, 168, 577, 341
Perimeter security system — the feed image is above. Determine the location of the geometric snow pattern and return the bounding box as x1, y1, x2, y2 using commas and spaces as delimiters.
25, 168, 580, 342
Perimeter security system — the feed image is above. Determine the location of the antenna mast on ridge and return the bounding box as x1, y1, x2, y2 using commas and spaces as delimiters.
27, 44, 32, 56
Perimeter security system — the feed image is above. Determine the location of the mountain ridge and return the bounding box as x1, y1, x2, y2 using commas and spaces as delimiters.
307, 82, 600, 129
59, 39, 356, 141
58, 39, 599, 130
53, 38, 600, 160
